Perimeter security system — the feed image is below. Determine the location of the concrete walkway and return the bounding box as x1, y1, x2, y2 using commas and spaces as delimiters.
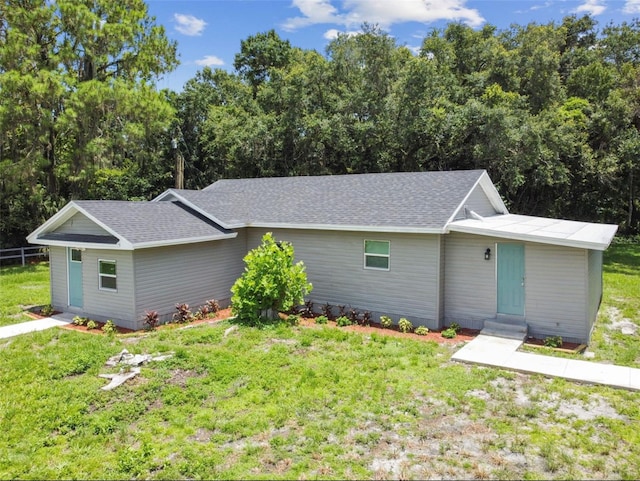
0, 314, 72, 340
452, 335, 640, 391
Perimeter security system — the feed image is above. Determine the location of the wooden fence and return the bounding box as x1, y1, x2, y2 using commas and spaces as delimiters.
0, 246, 49, 266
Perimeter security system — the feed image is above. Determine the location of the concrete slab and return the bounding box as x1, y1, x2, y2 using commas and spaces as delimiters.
563, 359, 631, 388
504, 351, 568, 377
0, 317, 71, 339
451, 335, 522, 366
452, 334, 640, 391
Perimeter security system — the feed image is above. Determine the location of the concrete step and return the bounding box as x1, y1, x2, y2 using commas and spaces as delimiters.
481, 319, 528, 341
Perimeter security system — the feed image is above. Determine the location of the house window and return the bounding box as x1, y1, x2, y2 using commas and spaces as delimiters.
70, 248, 82, 262
98, 260, 117, 291
364, 240, 390, 270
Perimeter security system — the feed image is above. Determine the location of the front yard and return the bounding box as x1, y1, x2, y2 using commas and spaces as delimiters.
0, 241, 638, 479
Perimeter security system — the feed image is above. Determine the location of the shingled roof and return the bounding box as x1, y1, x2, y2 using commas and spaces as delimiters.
28, 200, 235, 249
159, 170, 501, 232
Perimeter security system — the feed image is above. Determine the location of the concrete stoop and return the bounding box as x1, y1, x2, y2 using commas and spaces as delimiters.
481, 317, 528, 341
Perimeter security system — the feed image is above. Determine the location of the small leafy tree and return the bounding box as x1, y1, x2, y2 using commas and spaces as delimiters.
231, 233, 312, 325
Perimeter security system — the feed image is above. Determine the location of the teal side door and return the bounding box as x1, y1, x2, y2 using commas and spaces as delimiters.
497, 243, 525, 316
68, 248, 83, 308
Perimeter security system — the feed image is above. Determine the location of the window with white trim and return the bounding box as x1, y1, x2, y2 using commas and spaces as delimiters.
98, 260, 117, 291
364, 240, 390, 270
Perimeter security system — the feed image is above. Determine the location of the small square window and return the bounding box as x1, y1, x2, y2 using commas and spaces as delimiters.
98, 260, 117, 291
70, 249, 82, 262
364, 240, 390, 270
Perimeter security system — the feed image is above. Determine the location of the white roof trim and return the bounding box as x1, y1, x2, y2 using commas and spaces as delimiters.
153, 190, 232, 230
446, 171, 508, 226
27, 202, 132, 249
244, 222, 445, 234
30, 239, 128, 250
448, 214, 618, 250
133, 232, 237, 249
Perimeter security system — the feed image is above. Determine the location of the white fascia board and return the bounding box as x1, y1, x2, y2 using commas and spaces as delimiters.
26, 202, 78, 244
478, 172, 509, 214
30, 238, 131, 250
245, 222, 445, 234
447, 224, 611, 251
132, 232, 238, 249
444, 171, 509, 227
153, 190, 232, 230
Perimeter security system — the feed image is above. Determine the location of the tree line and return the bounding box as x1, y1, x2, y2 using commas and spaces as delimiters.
1, 1, 639, 247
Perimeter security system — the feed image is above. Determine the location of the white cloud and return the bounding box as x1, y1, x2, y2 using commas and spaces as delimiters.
574, 0, 607, 16
174, 13, 207, 36
323, 28, 359, 39
283, 0, 484, 31
195, 55, 225, 67
623, 0, 640, 13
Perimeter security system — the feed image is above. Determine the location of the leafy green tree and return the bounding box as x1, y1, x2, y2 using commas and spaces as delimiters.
0, 0, 177, 246
231, 233, 312, 326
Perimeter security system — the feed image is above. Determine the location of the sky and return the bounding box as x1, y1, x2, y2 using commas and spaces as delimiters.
147, 0, 640, 91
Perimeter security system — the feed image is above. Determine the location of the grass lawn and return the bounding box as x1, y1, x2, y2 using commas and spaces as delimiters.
0, 244, 639, 480
0, 263, 50, 327
589, 238, 640, 366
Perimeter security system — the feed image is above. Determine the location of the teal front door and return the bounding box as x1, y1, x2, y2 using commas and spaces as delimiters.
497, 243, 525, 316
68, 248, 83, 307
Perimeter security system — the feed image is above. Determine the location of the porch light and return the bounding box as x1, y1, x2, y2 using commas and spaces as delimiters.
484, 248, 491, 261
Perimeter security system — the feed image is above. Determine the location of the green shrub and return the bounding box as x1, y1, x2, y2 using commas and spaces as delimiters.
102, 320, 117, 334
40, 304, 54, 316
286, 314, 301, 326
415, 326, 429, 336
231, 233, 312, 326
398, 318, 413, 333
441, 328, 456, 339
544, 336, 563, 348
315, 315, 328, 324
72, 315, 87, 326
449, 322, 461, 333
336, 316, 352, 327
380, 316, 393, 328
86, 320, 98, 330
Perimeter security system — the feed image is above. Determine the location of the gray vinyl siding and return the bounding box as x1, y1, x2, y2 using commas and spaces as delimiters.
80, 249, 136, 328
453, 184, 498, 220
133, 233, 246, 328
587, 249, 603, 338
444, 232, 590, 342
49, 246, 67, 311
436, 235, 445, 328
55, 212, 110, 236
444, 232, 498, 329
525, 244, 588, 343
247, 228, 441, 329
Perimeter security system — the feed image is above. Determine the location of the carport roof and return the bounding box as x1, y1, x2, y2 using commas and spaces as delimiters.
448, 214, 618, 250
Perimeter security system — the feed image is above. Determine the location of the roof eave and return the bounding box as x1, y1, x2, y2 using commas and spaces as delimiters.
245, 222, 445, 234
132, 232, 238, 249
447, 224, 616, 251
30, 238, 132, 250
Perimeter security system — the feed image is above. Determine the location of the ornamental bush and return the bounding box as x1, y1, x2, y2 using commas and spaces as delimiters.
231, 233, 313, 326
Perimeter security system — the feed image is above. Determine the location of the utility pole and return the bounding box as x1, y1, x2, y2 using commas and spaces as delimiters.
172, 137, 184, 190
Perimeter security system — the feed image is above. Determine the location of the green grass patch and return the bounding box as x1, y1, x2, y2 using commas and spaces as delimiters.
0, 263, 50, 327
590, 239, 640, 366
